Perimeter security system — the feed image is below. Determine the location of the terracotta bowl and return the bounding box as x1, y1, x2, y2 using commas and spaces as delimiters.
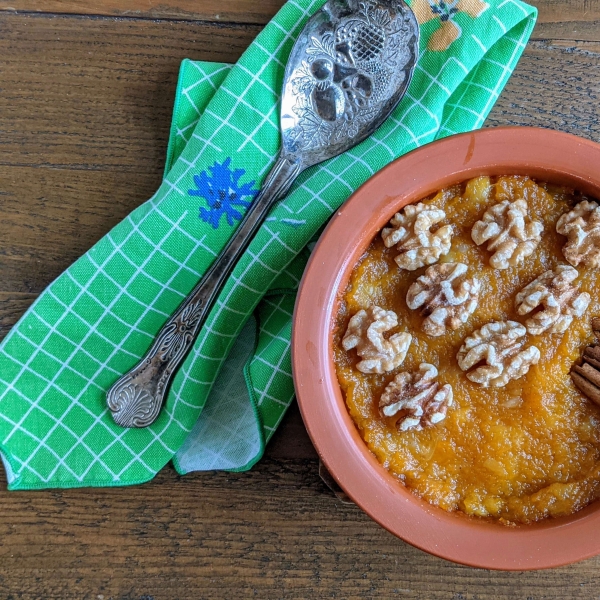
292, 127, 600, 570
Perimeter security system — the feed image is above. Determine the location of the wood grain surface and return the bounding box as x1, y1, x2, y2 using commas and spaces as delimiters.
1, 0, 599, 41
0, 3, 600, 599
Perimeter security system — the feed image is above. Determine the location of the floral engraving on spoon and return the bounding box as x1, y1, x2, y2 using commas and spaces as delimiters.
289, 1, 417, 149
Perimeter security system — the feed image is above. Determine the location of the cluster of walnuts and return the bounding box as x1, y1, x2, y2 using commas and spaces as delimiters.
342, 194, 598, 432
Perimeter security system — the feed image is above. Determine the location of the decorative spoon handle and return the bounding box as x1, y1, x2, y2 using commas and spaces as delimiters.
106, 0, 419, 428
106, 154, 302, 427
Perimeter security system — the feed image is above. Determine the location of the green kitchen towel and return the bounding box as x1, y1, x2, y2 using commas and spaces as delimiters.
0, 0, 536, 489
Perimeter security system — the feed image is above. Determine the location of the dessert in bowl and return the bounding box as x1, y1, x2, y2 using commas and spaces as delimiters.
292, 127, 600, 569
336, 174, 600, 525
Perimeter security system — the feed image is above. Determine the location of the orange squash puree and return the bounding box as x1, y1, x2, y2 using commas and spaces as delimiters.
333, 176, 600, 524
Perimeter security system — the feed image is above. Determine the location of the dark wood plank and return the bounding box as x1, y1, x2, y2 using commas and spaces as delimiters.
1, 11, 600, 600
0, 13, 260, 293
485, 40, 600, 137
0, 167, 161, 293
0, 0, 286, 24
0, 460, 598, 600
1, 0, 599, 41
529, 0, 600, 41
0, 14, 259, 171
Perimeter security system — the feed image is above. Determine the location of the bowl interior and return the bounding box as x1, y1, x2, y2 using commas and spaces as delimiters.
292, 127, 600, 570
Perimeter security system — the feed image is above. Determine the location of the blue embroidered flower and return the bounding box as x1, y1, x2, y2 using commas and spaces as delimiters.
188, 158, 258, 229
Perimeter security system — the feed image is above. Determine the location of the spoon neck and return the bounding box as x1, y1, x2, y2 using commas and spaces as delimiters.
260, 153, 304, 203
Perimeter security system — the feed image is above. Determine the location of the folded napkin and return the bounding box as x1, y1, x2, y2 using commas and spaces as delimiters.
0, 0, 536, 489
163, 60, 312, 474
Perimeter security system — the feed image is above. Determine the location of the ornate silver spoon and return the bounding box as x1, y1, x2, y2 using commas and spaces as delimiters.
107, 0, 419, 427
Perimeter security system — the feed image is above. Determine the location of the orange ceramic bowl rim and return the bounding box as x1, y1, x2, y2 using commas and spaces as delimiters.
292, 127, 600, 570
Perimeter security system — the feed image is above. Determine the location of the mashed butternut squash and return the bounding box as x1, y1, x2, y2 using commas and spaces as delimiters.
334, 176, 600, 524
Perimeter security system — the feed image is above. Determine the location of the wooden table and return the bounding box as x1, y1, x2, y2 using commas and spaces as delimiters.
0, 1, 599, 597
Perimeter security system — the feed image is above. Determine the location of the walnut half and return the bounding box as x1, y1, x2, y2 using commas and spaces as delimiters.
471, 199, 543, 269
342, 306, 412, 374
556, 200, 600, 267
406, 262, 481, 337
379, 363, 453, 432
381, 202, 453, 271
515, 265, 590, 335
457, 321, 540, 387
